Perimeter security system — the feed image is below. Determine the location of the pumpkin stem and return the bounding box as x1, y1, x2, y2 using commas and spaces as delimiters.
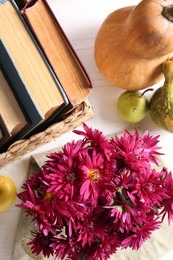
162, 5, 173, 22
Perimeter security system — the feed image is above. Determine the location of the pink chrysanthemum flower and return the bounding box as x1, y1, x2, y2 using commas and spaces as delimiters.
88, 233, 121, 260
74, 123, 113, 159
28, 230, 54, 257
111, 129, 162, 171
78, 148, 115, 207
51, 235, 82, 260
43, 157, 80, 201
108, 199, 150, 233
16, 124, 173, 260
121, 218, 161, 250
130, 168, 169, 207
75, 208, 107, 248
161, 169, 173, 223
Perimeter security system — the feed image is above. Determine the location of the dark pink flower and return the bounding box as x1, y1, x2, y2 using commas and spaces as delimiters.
111, 129, 162, 171
130, 168, 169, 207
121, 218, 161, 250
43, 156, 80, 202
79, 148, 115, 206
161, 169, 173, 223
17, 184, 42, 217
47, 139, 84, 160
108, 200, 150, 233
51, 235, 81, 260
88, 233, 121, 260
74, 123, 113, 159
16, 125, 173, 260
76, 208, 107, 248
28, 230, 54, 257
17, 169, 45, 208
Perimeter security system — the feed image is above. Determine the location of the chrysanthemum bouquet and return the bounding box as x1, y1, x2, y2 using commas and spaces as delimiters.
17, 124, 173, 260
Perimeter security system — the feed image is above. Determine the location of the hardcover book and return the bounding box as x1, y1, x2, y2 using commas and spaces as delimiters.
0, 0, 93, 152
0, 38, 69, 144
0, 0, 69, 127
0, 38, 42, 134
22, 0, 92, 108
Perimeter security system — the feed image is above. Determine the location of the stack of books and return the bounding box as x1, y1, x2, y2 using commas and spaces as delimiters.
0, 0, 92, 152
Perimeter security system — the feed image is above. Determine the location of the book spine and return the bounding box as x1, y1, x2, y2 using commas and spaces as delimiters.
0, 38, 43, 137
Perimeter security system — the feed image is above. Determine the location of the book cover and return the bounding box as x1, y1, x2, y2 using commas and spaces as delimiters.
0, 38, 44, 144
0, 0, 69, 125
22, 0, 92, 108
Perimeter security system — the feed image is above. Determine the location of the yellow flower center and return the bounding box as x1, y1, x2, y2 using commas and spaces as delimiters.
88, 169, 100, 182
115, 205, 123, 212
44, 192, 52, 201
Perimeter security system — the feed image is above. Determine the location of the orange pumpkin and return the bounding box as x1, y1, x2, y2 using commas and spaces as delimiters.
94, 0, 173, 91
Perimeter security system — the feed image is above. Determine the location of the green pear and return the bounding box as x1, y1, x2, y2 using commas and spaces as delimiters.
117, 91, 149, 123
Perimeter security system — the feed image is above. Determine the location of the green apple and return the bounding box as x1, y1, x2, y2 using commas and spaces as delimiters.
0, 176, 16, 212
117, 91, 149, 123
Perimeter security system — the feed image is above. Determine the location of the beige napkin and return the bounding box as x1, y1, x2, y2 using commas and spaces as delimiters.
12, 147, 173, 260
12, 157, 48, 260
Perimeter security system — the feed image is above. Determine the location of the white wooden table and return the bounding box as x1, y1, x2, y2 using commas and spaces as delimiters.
0, 1, 173, 259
